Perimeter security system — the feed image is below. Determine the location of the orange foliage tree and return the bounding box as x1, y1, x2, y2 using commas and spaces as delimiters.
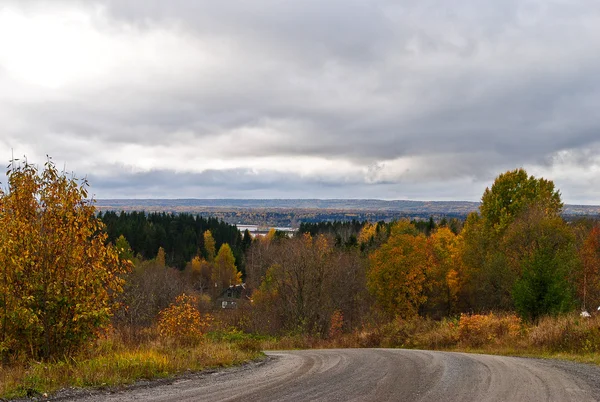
0, 158, 130, 360
579, 226, 600, 310
367, 220, 432, 318
157, 294, 213, 345
425, 227, 461, 317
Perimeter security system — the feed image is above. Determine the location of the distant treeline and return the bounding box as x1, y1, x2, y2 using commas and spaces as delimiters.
97, 205, 470, 227
299, 216, 462, 246
99, 211, 464, 271
99, 211, 252, 271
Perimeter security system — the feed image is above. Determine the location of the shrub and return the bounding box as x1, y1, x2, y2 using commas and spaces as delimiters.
414, 319, 459, 349
529, 313, 600, 353
0, 158, 131, 361
329, 310, 344, 339
157, 294, 213, 345
375, 317, 438, 348
458, 313, 522, 347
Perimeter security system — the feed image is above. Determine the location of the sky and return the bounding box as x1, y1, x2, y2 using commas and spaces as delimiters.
1, 0, 599, 203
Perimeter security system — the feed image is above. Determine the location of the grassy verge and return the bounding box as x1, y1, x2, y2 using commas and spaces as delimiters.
4, 312, 599, 399
258, 312, 600, 366
0, 331, 262, 400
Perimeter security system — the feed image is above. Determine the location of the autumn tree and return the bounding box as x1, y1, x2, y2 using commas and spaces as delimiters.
0, 158, 130, 360
459, 169, 565, 312
212, 244, 242, 294
424, 227, 461, 317
480, 168, 562, 233
114, 257, 185, 332
458, 212, 514, 311
503, 206, 577, 320
249, 234, 368, 335
99, 211, 245, 270
358, 222, 377, 245
203, 230, 216, 262
157, 294, 213, 345
185, 255, 213, 294
156, 246, 166, 267
358, 221, 388, 252
367, 220, 431, 318
115, 235, 135, 263
577, 225, 600, 310
245, 230, 280, 290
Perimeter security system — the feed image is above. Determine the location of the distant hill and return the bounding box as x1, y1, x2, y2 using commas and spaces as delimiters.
94, 199, 600, 227
96, 198, 480, 213
95, 198, 600, 215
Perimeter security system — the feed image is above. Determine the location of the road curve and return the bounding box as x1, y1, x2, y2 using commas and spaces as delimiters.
72, 349, 600, 402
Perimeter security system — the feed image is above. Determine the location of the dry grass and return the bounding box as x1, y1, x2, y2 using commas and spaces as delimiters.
5, 313, 599, 398
0, 327, 261, 399
529, 313, 600, 353
259, 312, 600, 366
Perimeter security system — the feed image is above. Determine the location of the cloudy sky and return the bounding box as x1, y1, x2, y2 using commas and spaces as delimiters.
1, 0, 599, 203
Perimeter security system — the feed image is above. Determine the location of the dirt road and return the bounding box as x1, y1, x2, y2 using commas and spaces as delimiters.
68, 349, 600, 401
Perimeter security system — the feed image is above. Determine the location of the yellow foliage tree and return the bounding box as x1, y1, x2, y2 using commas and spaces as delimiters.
0, 158, 131, 360
156, 246, 166, 267
190, 255, 202, 274
212, 243, 242, 293
265, 228, 277, 242
203, 230, 216, 262
186, 255, 213, 293
358, 222, 377, 245
367, 220, 431, 318
426, 227, 461, 316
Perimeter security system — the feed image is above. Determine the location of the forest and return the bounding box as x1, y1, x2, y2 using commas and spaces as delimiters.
2, 161, 600, 398
98, 210, 252, 271
102, 167, 599, 338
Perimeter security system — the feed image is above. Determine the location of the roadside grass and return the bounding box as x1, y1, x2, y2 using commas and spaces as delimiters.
258, 312, 600, 366
4, 313, 600, 399
0, 328, 262, 400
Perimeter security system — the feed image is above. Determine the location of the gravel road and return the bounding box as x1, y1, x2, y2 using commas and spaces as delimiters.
63, 349, 600, 401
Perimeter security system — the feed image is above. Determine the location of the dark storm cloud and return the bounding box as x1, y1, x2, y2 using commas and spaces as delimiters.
1, 0, 600, 201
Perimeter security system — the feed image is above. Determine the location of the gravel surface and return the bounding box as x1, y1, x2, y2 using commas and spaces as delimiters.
26, 349, 600, 401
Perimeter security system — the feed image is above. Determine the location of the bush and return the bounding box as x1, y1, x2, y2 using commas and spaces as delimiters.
414, 319, 459, 349
529, 313, 600, 353
458, 313, 522, 347
329, 310, 344, 339
157, 294, 213, 345
376, 318, 439, 348
0, 159, 131, 361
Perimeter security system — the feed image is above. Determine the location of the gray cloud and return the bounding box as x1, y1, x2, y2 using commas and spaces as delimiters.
1, 0, 600, 202
86, 166, 483, 201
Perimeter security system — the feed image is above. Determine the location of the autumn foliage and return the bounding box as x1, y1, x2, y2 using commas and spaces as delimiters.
157, 294, 213, 345
578, 226, 600, 310
328, 310, 344, 339
368, 221, 432, 318
457, 313, 522, 347
0, 159, 131, 361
